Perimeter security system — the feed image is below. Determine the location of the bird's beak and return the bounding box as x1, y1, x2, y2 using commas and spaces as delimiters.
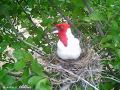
52, 27, 59, 34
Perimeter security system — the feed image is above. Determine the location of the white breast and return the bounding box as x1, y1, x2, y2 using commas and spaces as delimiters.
57, 29, 81, 60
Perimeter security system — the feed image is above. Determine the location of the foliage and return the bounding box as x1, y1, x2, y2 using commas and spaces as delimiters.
0, 0, 120, 90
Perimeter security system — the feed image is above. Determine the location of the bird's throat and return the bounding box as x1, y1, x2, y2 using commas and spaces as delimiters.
58, 33, 68, 47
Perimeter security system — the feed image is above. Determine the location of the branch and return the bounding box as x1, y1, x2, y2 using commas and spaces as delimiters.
60, 84, 71, 90
16, 0, 37, 27
5, 15, 24, 38
60, 66, 99, 90
7, 72, 22, 77
0, 83, 7, 90
18, 37, 45, 56
82, 0, 93, 14
48, 64, 99, 90
102, 76, 120, 83
106, 65, 116, 76
82, 0, 104, 36
5, 15, 45, 56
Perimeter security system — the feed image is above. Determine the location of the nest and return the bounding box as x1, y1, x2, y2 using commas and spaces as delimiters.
35, 48, 102, 90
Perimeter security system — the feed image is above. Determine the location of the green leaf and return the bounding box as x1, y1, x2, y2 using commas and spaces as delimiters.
0, 4, 11, 15
83, 17, 91, 22
3, 35, 13, 43
112, 59, 120, 69
11, 41, 29, 49
33, 28, 44, 44
99, 82, 115, 90
0, 41, 7, 53
35, 78, 52, 90
6, 88, 16, 90
72, 0, 84, 8
2, 75, 15, 86
13, 49, 33, 61
43, 46, 51, 54
28, 0, 35, 7
89, 10, 105, 21
2, 63, 14, 70
0, 35, 3, 43
106, 0, 115, 6
101, 35, 113, 43
28, 76, 44, 86
14, 59, 26, 70
116, 49, 120, 58
13, 49, 25, 60
111, 20, 118, 31
31, 59, 45, 76
0, 69, 6, 80
26, 37, 35, 45
21, 68, 30, 84
43, 18, 53, 25
72, 0, 84, 17
100, 60, 109, 65
101, 43, 113, 49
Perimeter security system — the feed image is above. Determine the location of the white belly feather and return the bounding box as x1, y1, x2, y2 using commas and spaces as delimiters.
57, 38, 81, 60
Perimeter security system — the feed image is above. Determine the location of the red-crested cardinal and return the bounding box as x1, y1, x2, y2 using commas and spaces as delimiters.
53, 23, 81, 60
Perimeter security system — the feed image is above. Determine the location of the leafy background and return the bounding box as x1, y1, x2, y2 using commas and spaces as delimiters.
0, 0, 120, 90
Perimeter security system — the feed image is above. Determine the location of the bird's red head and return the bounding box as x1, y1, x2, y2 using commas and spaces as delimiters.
55, 23, 70, 32
53, 23, 70, 47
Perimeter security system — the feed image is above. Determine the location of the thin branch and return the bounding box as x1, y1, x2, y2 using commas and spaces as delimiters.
82, 0, 104, 36
17, 37, 45, 56
102, 76, 120, 83
48, 64, 99, 90
7, 72, 22, 77
60, 66, 99, 90
106, 65, 116, 76
82, 0, 94, 14
5, 15, 45, 56
60, 84, 71, 90
5, 15, 24, 38
0, 83, 7, 90
16, 0, 37, 27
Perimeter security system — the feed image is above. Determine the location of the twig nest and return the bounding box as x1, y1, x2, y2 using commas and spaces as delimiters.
36, 48, 102, 89
52, 48, 101, 72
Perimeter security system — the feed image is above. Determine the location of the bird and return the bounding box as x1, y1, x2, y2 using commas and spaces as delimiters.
52, 23, 81, 60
